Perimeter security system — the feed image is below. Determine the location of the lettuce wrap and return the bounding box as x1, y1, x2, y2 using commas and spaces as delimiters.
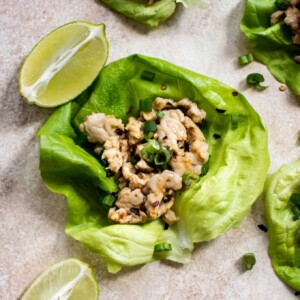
240, 0, 300, 96
38, 54, 269, 273
100, 0, 206, 28
265, 159, 300, 291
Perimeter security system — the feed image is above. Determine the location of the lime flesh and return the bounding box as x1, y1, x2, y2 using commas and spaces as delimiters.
21, 258, 99, 300
19, 21, 108, 107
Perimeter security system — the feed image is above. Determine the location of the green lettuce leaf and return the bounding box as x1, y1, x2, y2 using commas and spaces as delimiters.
265, 159, 300, 291
39, 54, 269, 272
240, 0, 300, 96
100, 0, 177, 29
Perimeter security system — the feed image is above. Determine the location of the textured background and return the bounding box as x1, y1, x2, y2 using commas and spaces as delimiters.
1, 1, 299, 299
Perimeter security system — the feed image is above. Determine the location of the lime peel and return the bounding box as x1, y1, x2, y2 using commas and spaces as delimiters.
19, 21, 109, 107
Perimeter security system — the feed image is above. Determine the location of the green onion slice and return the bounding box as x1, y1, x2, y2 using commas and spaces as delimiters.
246, 73, 268, 90
157, 110, 165, 119
292, 206, 300, 221
144, 132, 154, 140
290, 193, 300, 206
141, 140, 161, 156
144, 121, 157, 134
154, 148, 171, 166
231, 113, 239, 129
242, 253, 256, 270
182, 172, 200, 185
201, 156, 210, 176
140, 97, 153, 112
102, 194, 116, 207
238, 53, 253, 65
275, 0, 289, 10
141, 70, 155, 81
154, 242, 172, 252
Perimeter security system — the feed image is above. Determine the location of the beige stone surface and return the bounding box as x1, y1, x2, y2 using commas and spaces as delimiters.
0, 1, 299, 299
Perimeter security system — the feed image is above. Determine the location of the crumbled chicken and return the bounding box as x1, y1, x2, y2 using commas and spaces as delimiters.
80, 97, 209, 225
271, 0, 300, 61
156, 109, 187, 154
79, 113, 124, 144
102, 136, 123, 173
125, 117, 144, 145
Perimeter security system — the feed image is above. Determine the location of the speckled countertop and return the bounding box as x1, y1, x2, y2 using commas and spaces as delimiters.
1, 1, 299, 299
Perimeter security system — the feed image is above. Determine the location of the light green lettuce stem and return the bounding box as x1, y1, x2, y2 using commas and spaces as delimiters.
265, 159, 300, 291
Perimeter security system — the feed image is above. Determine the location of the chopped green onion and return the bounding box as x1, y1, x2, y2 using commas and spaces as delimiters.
182, 172, 200, 185
246, 73, 268, 90
144, 121, 157, 134
154, 148, 171, 166
102, 194, 116, 207
290, 193, 300, 206
201, 156, 210, 176
292, 206, 300, 221
231, 113, 239, 129
275, 0, 289, 10
242, 253, 256, 270
144, 132, 154, 140
238, 53, 253, 65
130, 155, 140, 165
141, 70, 155, 81
142, 139, 161, 155
157, 110, 165, 119
140, 97, 153, 112
154, 242, 172, 252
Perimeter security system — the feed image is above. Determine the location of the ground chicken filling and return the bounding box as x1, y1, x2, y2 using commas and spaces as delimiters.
80, 97, 209, 225
271, 0, 300, 62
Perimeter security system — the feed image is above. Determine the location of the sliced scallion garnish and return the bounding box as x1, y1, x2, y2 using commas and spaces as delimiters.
182, 172, 200, 185
140, 97, 153, 112
154, 148, 171, 166
142, 140, 161, 155
201, 157, 210, 176
144, 132, 154, 140
243, 253, 256, 270
290, 193, 300, 206
141, 70, 155, 81
246, 73, 268, 90
144, 120, 157, 134
238, 53, 253, 65
154, 242, 172, 252
157, 110, 165, 119
102, 194, 116, 207
275, 0, 289, 10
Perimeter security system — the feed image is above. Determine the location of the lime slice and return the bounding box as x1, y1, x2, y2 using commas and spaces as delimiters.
21, 258, 99, 300
19, 21, 109, 107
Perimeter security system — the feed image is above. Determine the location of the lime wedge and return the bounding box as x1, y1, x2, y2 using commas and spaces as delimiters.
21, 258, 99, 300
19, 21, 109, 107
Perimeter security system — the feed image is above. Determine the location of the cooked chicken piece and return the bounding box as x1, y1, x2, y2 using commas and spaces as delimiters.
153, 97, 177, 110
145, 196, 175, 220
271, 10, 285, 25
102, 136, 123, 173
120, 139, 129, 163
285, 6, 299, 31
122, 162, 151, 189
141, 110, 157, 121
295, 55, 300, 62
184, 116, 209, 164
176, 98, 206, 123
170, 155, 193, 176
125, 117, 144, 145
163, 209, 179, 225
108, 207, 147, 224
115, 187, 145, 209
79, 113, 124, 144
135, 159, 154, 173
156, 109, 187, 154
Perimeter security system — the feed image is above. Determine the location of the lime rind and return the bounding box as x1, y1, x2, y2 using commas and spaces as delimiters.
21, 258, 99, 300
19, 21, 109, 108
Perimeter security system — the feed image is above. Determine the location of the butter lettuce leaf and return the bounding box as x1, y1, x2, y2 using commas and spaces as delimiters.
100, 0, 176, 28
265, 159, 300, 291
39, 54, 269, 272
240, 0, 300, 96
